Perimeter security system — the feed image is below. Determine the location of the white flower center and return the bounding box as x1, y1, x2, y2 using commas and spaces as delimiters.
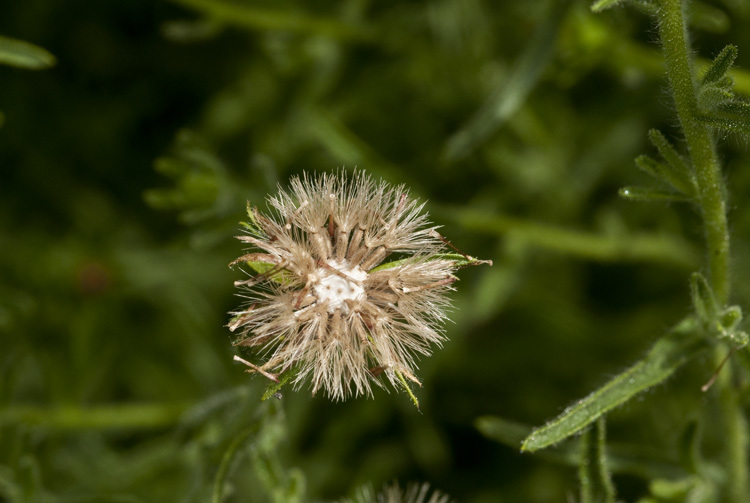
314, 260, 367, 313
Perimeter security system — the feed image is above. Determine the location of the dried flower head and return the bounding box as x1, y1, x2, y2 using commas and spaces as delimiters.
228, 170, 488, 401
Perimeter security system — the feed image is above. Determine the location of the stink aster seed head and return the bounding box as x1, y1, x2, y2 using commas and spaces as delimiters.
228, 170, 485, 401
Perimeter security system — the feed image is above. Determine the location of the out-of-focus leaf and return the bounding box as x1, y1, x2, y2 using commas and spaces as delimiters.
161, 18, 223, 43
169, 0, 372, 41
212, 422, 262, 503
618, 186, 691, 203
591, 0, 627, 12
0, 403, 188, 430
450, 208, 698, 266
444, 0, 572, 160
0, 35, 56, 70
690, 1, 730, 34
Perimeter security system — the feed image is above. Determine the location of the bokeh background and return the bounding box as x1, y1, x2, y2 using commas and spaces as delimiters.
4, 0, 750, 501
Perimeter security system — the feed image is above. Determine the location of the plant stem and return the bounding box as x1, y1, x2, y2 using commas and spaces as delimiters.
657, 0, 729, 304
657, 1, 746, 500
712, 352, 749, 502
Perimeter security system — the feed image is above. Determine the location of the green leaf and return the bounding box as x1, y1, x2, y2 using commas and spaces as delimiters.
475, 416, 529, 448
521, 319, 708, 452
701, 44, 737, 85
646, 130, 696, 194
0, 35, 56, 70
212, 422, 262, 503
444, 0, 571, 160
619, 186, 691, 202
245, 259, 293, 285
161, 18, 223, 43
721, 306, 742, 332
369, 253, 490, 273
261, 368, 297, 401
448, 207, 698, 267
717, 99, 750, 117
579, 418, 615, 503
714, 75, 734, 91
696, 113, 750, 134
169, 0, 371, 41
678, 421, 702, 474
689, 1, 730, 34
690, 272, 719, 326
698, 85, 735, 110
649, 478, 697, 500
395, 369, 419, 409
591, 0, 627, 12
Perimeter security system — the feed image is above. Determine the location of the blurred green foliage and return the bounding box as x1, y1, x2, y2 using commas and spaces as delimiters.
4, 0, 750, 501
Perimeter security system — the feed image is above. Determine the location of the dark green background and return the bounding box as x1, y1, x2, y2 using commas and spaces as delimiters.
3, 0, 750, 501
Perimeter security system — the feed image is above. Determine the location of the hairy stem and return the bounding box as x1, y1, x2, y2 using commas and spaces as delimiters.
658, 0, 729, 304
658, 0, 745, 499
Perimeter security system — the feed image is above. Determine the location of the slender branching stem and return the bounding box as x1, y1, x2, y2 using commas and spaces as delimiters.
658, 1, 746, 499
658, 0, 729, 304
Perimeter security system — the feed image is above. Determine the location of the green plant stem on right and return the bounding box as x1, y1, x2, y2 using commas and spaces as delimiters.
657, 0, 729, 305
657, 0, 747, 500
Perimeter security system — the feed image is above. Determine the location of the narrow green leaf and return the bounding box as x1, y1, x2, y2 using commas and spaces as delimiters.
0, 403, 188, 430
395, 370, 419, 409
0, 35, 56, 70
634, 155, 669, 179
701, 44, 738, 85
634, 154, 695, 196
649, 478, 698, 499
233, 256, 293, 285
521, 319, 707, 452
212, 422, 262, 503
690, 272, 719, 325
717, 100, 750, 117
261, 368, 297, 401
369, 253, 490, 273
714, 75, 734, 91
678, 421, 702, 474
169, 0, 371, 41
698, 85, 735, 110
689, 1, 730, 34
696, 113, 750, 134
591, 0, 627, 12
161, 18, 222, 43
475, 416, 529, 447
647, 130, 695, 193
448, 207, 698, 267
619, 186, 691, 202
240, 203, 266, 235
444, 0, 571, 160
721, 306, 742, 332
